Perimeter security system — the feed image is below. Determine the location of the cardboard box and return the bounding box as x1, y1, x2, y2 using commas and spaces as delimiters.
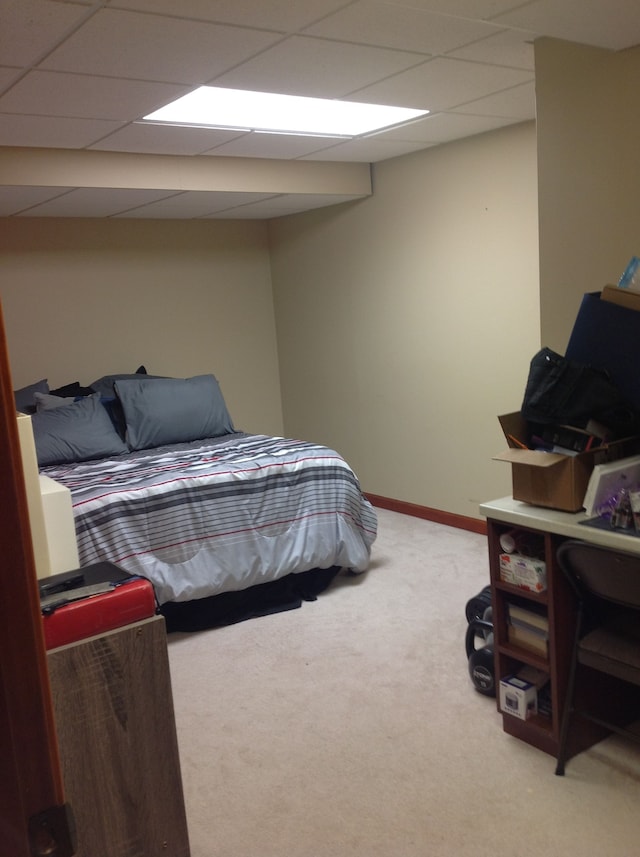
499, 553, 547, 593
499, 674, 537, 720
494, 412, 640, 512
600, 283, 640, 312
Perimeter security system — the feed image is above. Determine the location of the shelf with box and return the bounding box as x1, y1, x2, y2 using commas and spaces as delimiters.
480, 497, 640, 762
505, 598, 550, 658
483, 278, 640, 759
486, 518, 575, 756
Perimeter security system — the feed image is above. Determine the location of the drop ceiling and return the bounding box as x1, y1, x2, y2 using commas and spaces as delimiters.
1, 0, 639, 219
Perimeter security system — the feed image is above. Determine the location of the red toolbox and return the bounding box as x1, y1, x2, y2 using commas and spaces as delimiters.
39, 562, 157, 650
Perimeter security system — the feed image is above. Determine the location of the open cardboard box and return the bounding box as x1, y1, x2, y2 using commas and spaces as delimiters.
494, 412, 640, 512
600, 284, 640, 312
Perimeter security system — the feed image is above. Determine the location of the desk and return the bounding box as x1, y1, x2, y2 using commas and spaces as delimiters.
479, 497, 640, 759
480, 496, 640, 554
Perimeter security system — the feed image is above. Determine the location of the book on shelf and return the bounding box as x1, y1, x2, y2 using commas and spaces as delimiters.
508, 623, 549, 657
536, 685, 552, 718
507, 603, 549, 633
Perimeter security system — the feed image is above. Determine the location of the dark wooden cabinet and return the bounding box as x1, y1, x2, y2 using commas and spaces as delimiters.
47, 616, 191, 857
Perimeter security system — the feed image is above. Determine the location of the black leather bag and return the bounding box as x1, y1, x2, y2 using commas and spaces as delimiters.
521, 348, 639, 436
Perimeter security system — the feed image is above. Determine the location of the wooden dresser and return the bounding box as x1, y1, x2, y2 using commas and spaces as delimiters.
47, 615, 191, 856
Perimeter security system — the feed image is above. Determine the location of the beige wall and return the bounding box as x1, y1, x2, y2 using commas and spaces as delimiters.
535, 38, 640, 351
0, 37, 636, 527
269, 121, 540, 519
9, 31, 629, 524
0, 217, 284, 436
0, 123, 540, 522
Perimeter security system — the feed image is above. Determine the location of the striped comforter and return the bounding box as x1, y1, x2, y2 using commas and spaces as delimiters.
41, 433, 378, 605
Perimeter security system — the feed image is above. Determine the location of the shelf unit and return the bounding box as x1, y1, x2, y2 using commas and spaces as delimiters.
481, 496, 640, 761
487, 519, 574, 756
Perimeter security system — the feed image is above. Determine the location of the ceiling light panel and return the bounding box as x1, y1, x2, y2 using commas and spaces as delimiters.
143, 87, 428, 137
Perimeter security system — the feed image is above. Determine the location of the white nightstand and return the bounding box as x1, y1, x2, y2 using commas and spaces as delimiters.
39, 474, 79, 576
17, 412, 79, 578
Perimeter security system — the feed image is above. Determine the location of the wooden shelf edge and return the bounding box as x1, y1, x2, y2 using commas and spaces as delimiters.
497, 644, 549, 672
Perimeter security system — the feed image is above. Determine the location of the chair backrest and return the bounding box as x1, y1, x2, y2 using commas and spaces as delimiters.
556, 539, 640, 609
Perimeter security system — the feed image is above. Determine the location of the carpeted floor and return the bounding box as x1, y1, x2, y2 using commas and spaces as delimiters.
166, 508, 640, 857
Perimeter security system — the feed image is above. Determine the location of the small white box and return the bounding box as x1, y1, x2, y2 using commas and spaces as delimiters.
499, 553, 547, 593
499, 674, 537, 720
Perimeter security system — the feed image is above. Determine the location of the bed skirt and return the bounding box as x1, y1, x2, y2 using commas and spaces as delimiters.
159, 566, 342, 632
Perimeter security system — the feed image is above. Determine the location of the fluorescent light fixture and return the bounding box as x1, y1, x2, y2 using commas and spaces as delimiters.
143, 86, 428, 138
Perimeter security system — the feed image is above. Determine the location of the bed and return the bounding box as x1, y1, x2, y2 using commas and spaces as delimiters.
16, 371, 377, 626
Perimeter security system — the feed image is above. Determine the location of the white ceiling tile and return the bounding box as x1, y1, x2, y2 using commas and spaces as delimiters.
0, 67, 25, 89
16, 187, 181, 218
453, 80, 536, 119
252, 193, 369, 212
350, 56, 533, 111
39, 9, 283, 85
447, 28, 536, 69
300, 136, 434, 162
208, 203, 283, 219
1, 0, 638, 218
0, 185, 73, 216
116, 190, 281, 219
0, 113, 125, 149
211, 36, 427, 98
379, 1, 531, 17
493, 0, 640, 51
0, 0, 93, 67
209, 194, 359, 219
375, 111, 518, 144
202, 131, 346, 160
303, 0, 504, 54
112, 0, 353, 31
90, 123, 247, 156
0, 70, 187, 120
426, 113, 518, 142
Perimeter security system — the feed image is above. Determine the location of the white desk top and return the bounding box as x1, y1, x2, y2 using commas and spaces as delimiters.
479, 496, 640, 555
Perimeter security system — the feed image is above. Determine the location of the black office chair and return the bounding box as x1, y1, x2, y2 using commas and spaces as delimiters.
555, 538, 640, 776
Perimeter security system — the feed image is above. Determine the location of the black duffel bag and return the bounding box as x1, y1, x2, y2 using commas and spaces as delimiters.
521, 347, 640, 437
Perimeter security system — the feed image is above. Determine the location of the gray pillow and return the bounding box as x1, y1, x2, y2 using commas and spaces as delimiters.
34, 392, 77, 410
14, 379, 49, 413
115, 374, 235, 451
31, 393, 129, 467
89, 367, 158, 398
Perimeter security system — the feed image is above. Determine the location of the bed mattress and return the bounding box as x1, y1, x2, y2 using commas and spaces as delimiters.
41, 432, 377, 605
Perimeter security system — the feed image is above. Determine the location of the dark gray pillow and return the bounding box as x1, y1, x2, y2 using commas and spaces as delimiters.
14, 379, 49, 413
31, 393, 129, 467
115, 374, 235, 451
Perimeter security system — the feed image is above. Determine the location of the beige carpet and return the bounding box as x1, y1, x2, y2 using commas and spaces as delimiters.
167, 508, 640, 857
